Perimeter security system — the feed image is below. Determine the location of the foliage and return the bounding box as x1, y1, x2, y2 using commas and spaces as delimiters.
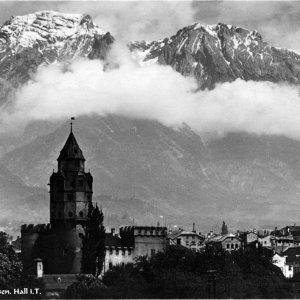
81, 203, 106, 276
0, 232, 22, 289
68, 245, 294, 299
64, 274, 105, 299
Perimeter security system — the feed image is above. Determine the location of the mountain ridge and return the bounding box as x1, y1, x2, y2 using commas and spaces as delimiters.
130, 22, 300, 88
0, 11, 300, 231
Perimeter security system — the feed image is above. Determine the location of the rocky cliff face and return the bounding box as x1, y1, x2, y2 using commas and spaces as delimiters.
0, 11, 114, 104
130, 23, 300, 89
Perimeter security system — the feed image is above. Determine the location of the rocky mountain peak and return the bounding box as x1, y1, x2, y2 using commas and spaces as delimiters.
130, 22, 300, 89
0, 11, 114, 104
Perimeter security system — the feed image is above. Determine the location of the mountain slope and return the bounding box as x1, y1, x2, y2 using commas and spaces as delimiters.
130, 23, 300, 89
3, 116, 300, 230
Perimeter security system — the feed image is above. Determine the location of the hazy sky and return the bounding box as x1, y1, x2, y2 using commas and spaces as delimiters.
0, 1, 300, 50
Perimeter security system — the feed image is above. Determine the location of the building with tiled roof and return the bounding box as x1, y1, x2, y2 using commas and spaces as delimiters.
168, 230, 205, 251
206, 233, 241, 252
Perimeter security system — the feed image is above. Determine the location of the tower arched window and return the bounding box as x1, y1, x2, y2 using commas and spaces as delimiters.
68, 212, 73, 218
79, 211, 83, 218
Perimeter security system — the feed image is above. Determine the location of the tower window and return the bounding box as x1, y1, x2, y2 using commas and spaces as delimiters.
79, 211, 84, 218
67, 194, 74, 201
68, 212, 73, 218
78, 180, 84, 187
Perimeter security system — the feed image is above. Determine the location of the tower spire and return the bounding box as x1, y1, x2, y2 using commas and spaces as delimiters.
70, 117, 75, 133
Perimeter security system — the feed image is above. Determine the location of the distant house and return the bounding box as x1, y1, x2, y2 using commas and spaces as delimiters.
259, 234, 296, 252
168, 230, 205, 251
272, 247, 300, 278
258, 235, 273, 247
239, 231, 258, 246
272, 254, 293, 278
207, 233, 241, 252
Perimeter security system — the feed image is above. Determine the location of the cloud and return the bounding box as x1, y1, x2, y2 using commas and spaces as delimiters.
3, 42, 300, 139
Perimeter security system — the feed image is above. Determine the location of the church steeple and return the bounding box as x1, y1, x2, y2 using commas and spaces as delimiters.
49, 121, 93, 226
57, 131, 85, 161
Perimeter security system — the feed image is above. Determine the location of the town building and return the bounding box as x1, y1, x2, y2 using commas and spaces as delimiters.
206, 233, 241, 252
168, 229, 205, 251
238, 231, 258, 246
103, 226, 167, 273
272, 247, 300, 278
21, 126, 167, 278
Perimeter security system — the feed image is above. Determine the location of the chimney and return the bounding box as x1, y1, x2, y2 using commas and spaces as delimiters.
111, 228, 115, 236
192, 223, 196, 233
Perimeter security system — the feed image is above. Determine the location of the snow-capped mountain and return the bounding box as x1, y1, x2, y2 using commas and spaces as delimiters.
0, 11, 114, 103
130, 23, 300, 88
2, 11, 300, 232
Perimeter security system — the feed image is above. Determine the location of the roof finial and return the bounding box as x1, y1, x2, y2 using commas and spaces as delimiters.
70, 117, 75, 133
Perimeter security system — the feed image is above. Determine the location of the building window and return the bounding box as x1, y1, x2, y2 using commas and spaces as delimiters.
226, 243, 230, 249
122, 249, 125, 256
231, 244, 234, 249
109, 249, 112, 255
78, 180, 84, 187
109, 262, 112, 270
186, 241, 189, 246
235, 243, 239, 249
151, 249, 156, 257
68, 212, 73, 218
79, 211, 84, 218
128, 249, 131, 255
177, 238, 181, 245
116, 249, 119, 255
67, 194, 73, 201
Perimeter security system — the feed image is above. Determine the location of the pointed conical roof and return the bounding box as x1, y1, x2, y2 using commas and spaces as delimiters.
57, 131, 85, 161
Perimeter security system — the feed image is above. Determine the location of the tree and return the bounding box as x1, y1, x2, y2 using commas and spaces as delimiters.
221, 221, 228, 235
81, 203, 106, 276
0, 232, 22, 289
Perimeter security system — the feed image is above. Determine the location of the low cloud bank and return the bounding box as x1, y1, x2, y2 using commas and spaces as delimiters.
2, 44, 300, 139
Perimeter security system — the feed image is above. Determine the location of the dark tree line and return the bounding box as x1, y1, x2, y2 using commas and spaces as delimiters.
66, 245, 294, 299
